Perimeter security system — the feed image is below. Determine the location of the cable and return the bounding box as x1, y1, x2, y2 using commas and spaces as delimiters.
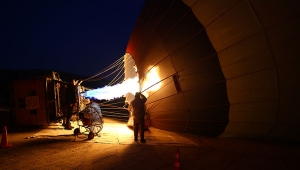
107, 64, 125, 86
86, 60, 123, 82
86, 63, 124, 82
81, 55, 124, 82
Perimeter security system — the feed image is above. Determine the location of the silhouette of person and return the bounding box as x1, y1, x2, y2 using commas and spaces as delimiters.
128, 92, 147, 143
65, 79, 77, 130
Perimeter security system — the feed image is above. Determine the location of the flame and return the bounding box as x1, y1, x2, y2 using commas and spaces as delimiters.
82, 53, 162, 101
84, 77, 139, 100
141, 66, 161, 98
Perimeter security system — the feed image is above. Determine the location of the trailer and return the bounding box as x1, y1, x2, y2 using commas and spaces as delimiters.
11, 71, 86, 126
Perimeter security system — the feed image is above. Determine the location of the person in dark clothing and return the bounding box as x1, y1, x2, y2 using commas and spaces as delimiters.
128, 92, 147, 143
59, 84, 68, 126
65, 79, 77, 130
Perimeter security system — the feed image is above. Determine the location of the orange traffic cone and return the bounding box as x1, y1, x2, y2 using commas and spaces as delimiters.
1, 126, 12, 148
174, 148, 181, 170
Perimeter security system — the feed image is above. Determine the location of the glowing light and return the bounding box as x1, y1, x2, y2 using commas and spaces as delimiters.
83, 66, 162, 100
82, 53, 162, 101
84, 77, 139, 100
141, 66, 161, 97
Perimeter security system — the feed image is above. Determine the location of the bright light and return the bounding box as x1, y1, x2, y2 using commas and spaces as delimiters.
85, 77, 139, 100
141, 66, 161, 98
82, 53, 162, 101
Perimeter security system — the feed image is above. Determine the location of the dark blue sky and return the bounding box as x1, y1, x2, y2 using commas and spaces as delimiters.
1, 0, 145, 76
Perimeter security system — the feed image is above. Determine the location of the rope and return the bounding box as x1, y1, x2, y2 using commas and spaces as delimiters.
107, 65, 125, 86
85, 64, 124, 82
81, 55, 124, 82
101, 107, 128, 110
108, 55, 137, 86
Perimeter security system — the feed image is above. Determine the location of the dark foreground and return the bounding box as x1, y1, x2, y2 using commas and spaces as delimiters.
1, 118, 300, 170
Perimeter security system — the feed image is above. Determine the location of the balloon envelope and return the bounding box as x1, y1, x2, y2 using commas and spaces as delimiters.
126, 0, 300, 141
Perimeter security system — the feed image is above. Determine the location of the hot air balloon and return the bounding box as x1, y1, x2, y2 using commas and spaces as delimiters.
125, 0, 300, 141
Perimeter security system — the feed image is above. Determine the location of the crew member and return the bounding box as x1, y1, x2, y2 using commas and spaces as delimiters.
128, 92, 147, 143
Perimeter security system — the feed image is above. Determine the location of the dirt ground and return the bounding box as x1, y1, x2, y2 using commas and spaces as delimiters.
1, 118, 300, 170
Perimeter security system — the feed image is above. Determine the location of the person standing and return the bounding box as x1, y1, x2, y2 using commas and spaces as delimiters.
128, 92, 147, 143
59, 84, 68, 126
65, 79, 77, 130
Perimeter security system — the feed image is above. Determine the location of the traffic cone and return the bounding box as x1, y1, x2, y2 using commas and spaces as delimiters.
1, 126, 12, 148
174, 148, 181, 170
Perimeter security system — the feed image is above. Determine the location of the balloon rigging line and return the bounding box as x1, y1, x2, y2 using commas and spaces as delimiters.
99, 53, 133, 83
101, 107, 128, 110
100, 102, 127, 108
102, 111, 129, 117
88, 57, 122, 80
107, 66, 125, 86
85, 54, 135, 84
102, 100, 127, 105
86, 59, 123, 81
107, 63, 124, 84
81, 55, 124, 82
86, 64, 124, 82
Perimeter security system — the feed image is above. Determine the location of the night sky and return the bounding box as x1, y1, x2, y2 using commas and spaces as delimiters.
1, 0, 145, 76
